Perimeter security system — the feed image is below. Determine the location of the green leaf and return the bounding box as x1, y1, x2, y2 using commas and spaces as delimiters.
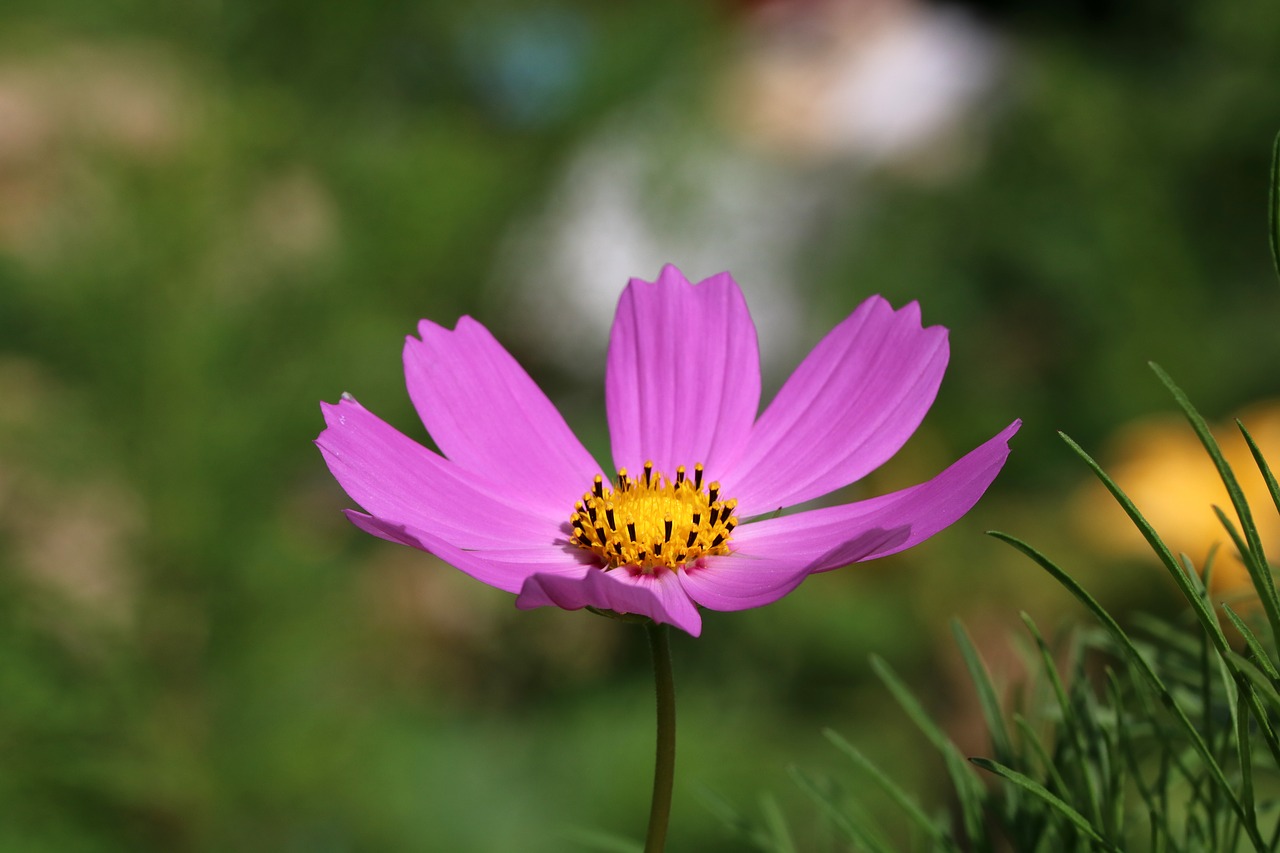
1020, 614, 1103, 827
952, 620, 1014, 763
1270, 130, 1280, 283
969, 757, 1112, 848
1151, 363, 1280, 649
1234, 668, 1258, 845
789, 767, 896, 853
988, 530, 1266, 850
1129, 611, 1204, 659
1053, 431, 1236, 663
1240, 419, 1280, 524
869, 655, 985, 843
562, 827, 644, 853
1053, 427, 1280, 792
1102, 672, 1128, 839
823, 729, 954, 848
1111, 674, 1166, 840
1228, 651, 1280, 709
1013, 712, 1069, 797
1222, 603, 1280, 683
698, 788, 795, 853
758, 793, 798, 853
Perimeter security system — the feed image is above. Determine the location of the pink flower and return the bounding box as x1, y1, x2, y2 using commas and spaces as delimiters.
317, 266, 1019, 637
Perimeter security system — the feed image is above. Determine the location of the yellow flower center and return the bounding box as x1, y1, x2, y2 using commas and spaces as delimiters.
569, 461, 738, 574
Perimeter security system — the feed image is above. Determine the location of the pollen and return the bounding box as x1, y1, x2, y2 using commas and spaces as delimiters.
569, 461, 738, 574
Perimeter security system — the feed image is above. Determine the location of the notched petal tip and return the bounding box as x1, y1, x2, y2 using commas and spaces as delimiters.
626, 264, 744, 295
412, 314, 479, 342
401, 311, 601, 509
722, 292, 953, 511
606, 262, 760, 477
316, 393, 364, 443
652, 263, 692, 287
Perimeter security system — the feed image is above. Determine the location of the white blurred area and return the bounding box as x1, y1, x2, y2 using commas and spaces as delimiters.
492, 0, 1003, 374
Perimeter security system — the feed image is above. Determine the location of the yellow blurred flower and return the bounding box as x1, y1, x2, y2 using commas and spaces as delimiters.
1073, 401, 1280, 600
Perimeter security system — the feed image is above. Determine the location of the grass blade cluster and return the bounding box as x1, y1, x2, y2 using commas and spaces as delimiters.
714, 367, 1280, 851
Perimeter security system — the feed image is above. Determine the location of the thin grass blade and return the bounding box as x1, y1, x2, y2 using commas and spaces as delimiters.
869, 654, 985, 843
563, 828, 644, 853
968, 758, 1111, 848
1020, 614, 1102, 827
1270, 129, 1280, 282
952, 620, 1014, 763
1222, 603, 1280, 682
988, 530, 1265, 849
1013, 713, 1071, 797
789, 767, 896, 853
758, 793, 798, 853
1240, 420, 1280, 523
823, 729, 953, 848
1151, 363, 1280, 647
1056, 431, 1235, 660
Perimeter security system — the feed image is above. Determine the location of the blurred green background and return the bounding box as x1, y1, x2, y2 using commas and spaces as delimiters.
2, 0, 1279, 849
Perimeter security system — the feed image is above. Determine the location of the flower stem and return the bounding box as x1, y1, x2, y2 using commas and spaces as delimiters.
644, 622, 676, 853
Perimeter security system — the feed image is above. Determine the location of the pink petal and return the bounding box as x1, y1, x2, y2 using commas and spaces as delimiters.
730, 420, 1020, 573
605, 265, 761, 480
345, 510, 425, 548
404, 316, 601, 512
721, 297, 949, 515
360, 516, 592, 594
316, 396, 562, 551
678, 554, 811, 612
516, 566, 704, 636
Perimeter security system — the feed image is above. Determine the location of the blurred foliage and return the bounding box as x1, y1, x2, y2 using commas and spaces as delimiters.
1, 0, 1279, 850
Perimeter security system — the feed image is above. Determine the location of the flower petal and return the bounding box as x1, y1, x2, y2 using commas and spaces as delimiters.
730, 420, 1020, 573
678, 554, 811, 612
404, 316, 601, 512
605, 265, 761, 480
361, 516, 592, 594
722, 297, 949, 515
316, 396, 562, 551
516, 566, 703, 636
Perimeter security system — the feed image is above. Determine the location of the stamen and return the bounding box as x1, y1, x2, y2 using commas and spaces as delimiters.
567, 462, 738, 574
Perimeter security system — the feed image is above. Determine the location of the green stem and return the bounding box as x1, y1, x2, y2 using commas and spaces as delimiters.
644, 622, 676, 853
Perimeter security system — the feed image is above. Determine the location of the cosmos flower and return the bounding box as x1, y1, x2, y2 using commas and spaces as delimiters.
317, 266, 1019, 636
